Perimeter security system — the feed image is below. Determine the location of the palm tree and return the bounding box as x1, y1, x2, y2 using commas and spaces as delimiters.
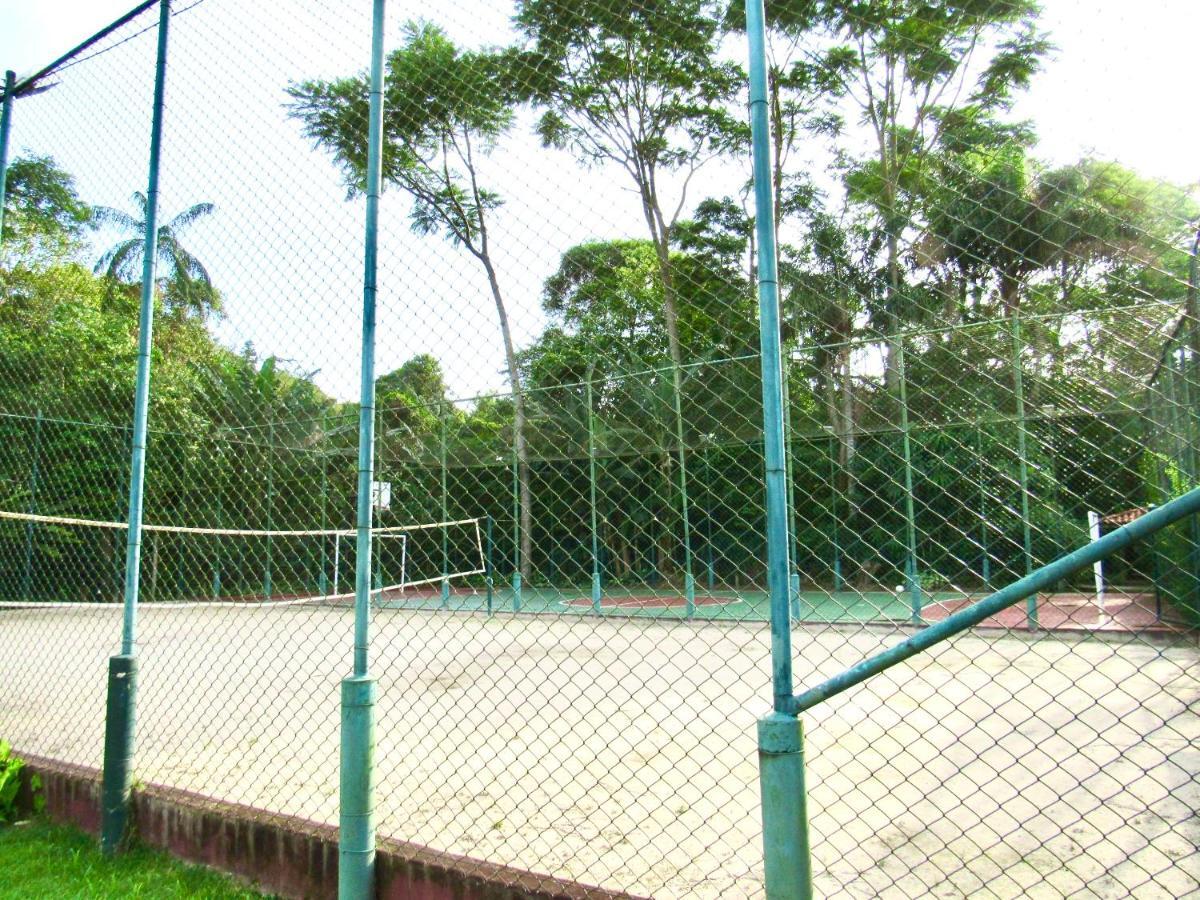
94, 192, 218, 318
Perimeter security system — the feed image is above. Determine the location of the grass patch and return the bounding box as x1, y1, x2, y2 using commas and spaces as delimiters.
0, 818, 267, 899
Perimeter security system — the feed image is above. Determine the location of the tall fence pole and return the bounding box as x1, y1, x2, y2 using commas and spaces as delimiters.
340, 0, 385, 894
213, 439, 224, 597
782, 358, 801, 617
746, 1, 811, 895
485, 514, 494, 614
1186, 229, 1200, 604
677, 416, 696, 617
319, 413, 329, 596
1179, 342, 1200, 602
976, 422, 991, 589
829, 433, 843, 592
587, 363, 602, 613
264, 414, 274, 599
1011, 309, 1037, 629
511, 440, 521, 611
101, 0, 171, 855
21, 409, 43, 599
440, 404, 450, 608
896, 335, 922, 623
0, 70, 14, 244
704, 442, 716, 589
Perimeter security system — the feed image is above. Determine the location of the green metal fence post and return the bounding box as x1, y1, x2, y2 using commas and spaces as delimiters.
101, 0, 172, 856
782, 359, 801, 618
704, 441, 716, 590
319, 414, 329, 596
511, 443, 521, 611
213, 441, 223, 598
264, 414, 274, 599
747, 0, 812, 894
372, 410, 381, 599
896, 336, 922, 623
0, 70, 14, 245
676, 409, 696, 619
1184, 237, 1200, 607
1149, 497, 1163, 621
829, 434, 843, 593
339, 1, 386, 894
21, 409, 43, 599
1011, 309, 1037, 629
486, 514, 494, 615
976, 422, 991, 589
174, 442, 188, 599
1179, 344, 1200, 606
440, 404, 450, 609
115, 426, 131, 601
587, 364, 602, 613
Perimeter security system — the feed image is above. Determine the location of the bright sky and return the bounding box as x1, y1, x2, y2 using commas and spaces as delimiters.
2, 0, 1198, 404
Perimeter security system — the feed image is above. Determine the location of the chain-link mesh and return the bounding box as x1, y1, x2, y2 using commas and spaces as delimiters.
1, 0, 1198, 897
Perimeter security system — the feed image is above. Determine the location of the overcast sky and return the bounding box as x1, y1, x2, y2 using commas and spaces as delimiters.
2, 0, 1198, 405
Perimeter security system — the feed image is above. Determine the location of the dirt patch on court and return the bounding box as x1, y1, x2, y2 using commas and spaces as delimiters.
922, 590, 1193, 634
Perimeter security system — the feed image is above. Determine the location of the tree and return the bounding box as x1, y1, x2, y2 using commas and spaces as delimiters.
525, 235, 762, 578
798, 0, 1049, 387
288, 22, 535, 582
93, 192, 219, 319
1, 154, 91, 257
376, 354, 449, 434
515, 0, 743, 588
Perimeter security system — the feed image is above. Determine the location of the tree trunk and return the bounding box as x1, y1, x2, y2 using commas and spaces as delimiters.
481, 255, 533, 583
1000, 266, 1020, 318
644, 209, 692, 588
657, 449, 676, 578
884, 227, 901, 393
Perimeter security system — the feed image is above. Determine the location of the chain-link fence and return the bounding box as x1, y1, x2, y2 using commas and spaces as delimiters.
1, 0, 1198, 897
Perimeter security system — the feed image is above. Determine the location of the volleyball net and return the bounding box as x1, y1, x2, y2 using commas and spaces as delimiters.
0, 509, 487, 610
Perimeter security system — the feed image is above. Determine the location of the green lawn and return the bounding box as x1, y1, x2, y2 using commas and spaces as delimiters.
0, 819, 266, 899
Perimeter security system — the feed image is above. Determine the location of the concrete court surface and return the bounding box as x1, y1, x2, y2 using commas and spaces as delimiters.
0, 602, 1196, 898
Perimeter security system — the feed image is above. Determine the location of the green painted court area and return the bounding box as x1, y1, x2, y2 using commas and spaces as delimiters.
377, 583, 1185, 634
379, 584, 955, 623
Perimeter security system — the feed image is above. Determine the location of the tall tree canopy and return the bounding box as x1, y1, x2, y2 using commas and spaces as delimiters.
288, 21, 536, 580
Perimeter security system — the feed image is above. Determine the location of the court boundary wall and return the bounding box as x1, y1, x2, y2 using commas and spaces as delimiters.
15, 752, 636, 900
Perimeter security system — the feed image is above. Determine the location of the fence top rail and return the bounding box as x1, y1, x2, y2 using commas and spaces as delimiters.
5, 0, 158, 99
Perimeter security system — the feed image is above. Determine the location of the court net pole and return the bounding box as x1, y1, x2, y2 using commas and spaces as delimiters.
340, 1, 385, 895
587, 362, 602, 613
101, 0, 171, 856
746, 1, 812, 896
